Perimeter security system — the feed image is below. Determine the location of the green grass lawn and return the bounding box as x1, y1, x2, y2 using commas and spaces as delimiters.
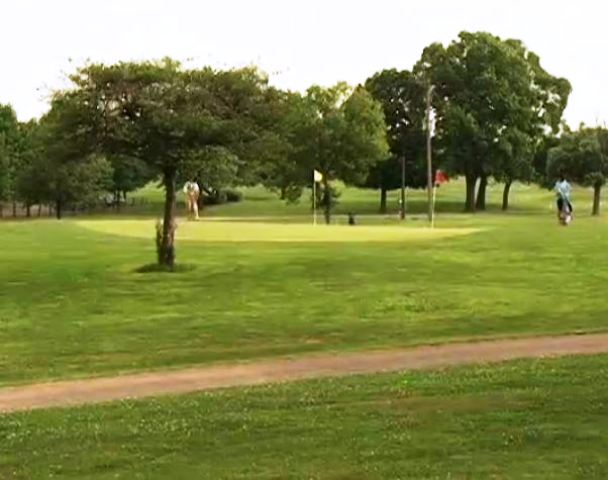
128, 178, 599, 218
2, 354, 608, 479
1, 181, 608, 386
2, 181, 608, 478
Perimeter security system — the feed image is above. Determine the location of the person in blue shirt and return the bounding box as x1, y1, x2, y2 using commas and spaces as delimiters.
554, 174, 573, 223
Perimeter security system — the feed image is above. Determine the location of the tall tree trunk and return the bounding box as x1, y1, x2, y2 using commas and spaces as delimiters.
159, 170, 177, 268
465, 175, 477, 212
12, 201, 17, 218
476, 175, 487, 211
592, 183, 602, 216
280, 185, 287, 200
379, 187, 387, 214
38, 204, 42, 217
322, 175, 331, 225
26, 204, 31, 218
0, 203, 3, 218
55, 200, 62, 220
502, 180, 512, 211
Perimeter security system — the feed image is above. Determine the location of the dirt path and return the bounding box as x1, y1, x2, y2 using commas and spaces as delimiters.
2, 333, 608, 413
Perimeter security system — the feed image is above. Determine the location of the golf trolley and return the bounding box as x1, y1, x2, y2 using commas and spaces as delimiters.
558, 200, 572, 226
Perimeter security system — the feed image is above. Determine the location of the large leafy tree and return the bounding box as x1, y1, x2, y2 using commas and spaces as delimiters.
258, 90, 310, 202
363, 69, 426, 213
0, 134, 9, 216
548, 127, 608, 215
288, 83, 388, 223
494, 128, 535, 210
61, 60, 277, 267
416, 32, 571, 211
107, 155, 154, 207
34, 94, 113, 219
0, 104, 21, 217
12, 120, 41, 216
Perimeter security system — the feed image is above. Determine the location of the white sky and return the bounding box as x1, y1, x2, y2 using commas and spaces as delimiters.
2, 0, 607, 126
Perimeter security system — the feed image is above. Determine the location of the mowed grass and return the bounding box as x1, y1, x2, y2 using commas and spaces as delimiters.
77, 219, 479, 243
1, 181, 608, 386
130, 178, 598, 218
2, 354, 608, 479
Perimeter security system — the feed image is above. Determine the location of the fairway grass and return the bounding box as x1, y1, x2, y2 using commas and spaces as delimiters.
1, 211, 608, 386
76, 219, 480, 243
2, 354, 608, 479
2, 181, 608, 386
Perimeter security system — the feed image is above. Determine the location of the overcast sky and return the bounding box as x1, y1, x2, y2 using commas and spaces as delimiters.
2, 0, 607, 126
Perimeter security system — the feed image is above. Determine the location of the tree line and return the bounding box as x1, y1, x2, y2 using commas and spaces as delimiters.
1, 31, 607, 267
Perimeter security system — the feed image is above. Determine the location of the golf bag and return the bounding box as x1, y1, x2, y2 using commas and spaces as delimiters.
557, 197, 572, 226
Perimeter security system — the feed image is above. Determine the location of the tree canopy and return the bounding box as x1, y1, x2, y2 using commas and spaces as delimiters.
285, 83, 388, 223
362, 69, 427, 213
415, 31, 571, 211
548, 127, 608, 215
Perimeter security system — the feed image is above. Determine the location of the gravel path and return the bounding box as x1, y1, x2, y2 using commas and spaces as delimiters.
2, 333, 607, 413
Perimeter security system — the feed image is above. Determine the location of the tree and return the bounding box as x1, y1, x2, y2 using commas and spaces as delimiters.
258, 90, 309, 203
61, 60, 277, 267
532, 134, 561, 187
0, 134, 9, 216
288, 83, 388, 223
35, 95, 113, 218
494, 128, 534, 210
12, 120, 40, 216
415, 32, 571, 211
363, 69, 426, 213
548, 127, 608, 216
108, 155, 154, 207
0, 104, 21, 217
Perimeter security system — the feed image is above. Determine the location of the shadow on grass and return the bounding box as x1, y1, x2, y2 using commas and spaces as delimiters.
134, 263, 197, 274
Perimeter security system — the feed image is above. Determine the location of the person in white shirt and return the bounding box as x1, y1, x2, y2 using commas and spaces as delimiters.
183, 179, 200, 220
554, 175, 572, 224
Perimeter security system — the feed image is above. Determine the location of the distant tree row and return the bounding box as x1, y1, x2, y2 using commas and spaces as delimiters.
3, 31, 608, 268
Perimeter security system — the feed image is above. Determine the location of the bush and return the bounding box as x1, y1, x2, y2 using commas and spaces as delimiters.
225, 189, 243, 203
203, 189, 242, 205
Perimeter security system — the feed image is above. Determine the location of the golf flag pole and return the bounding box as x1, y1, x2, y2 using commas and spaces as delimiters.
313, 170, 323, 225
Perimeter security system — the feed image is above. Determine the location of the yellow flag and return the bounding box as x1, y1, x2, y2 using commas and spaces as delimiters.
313, 170, 323, 182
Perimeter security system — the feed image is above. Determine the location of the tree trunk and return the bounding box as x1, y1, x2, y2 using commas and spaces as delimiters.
502, 180, 512, 211
322, 176, 331, 225
159, 170, 177, 268
379, 187, 387, 214
38, 204, 42, 217
592, 183, 602, 216
55, 200, 62, 220
0, 204, 3, 218
476, 175, 487, 211
465, 175, 477, 212
26, 204, 31, 218
280, 186, 287, 200
12, 201, 17, 218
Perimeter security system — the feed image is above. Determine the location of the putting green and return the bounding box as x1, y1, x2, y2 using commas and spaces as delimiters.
76, 219, 479, 243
